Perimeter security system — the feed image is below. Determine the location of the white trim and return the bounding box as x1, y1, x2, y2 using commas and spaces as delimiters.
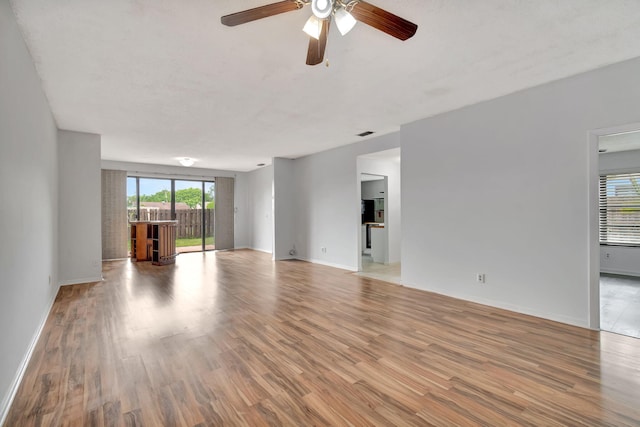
59, 275, 103, 286
402, 281, 588, 329
299, 257, 357, 272
0, 288, 58, 425
250, 247, 272, 254
587, 130, 601, 330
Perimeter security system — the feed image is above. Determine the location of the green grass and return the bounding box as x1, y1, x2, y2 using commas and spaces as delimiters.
176, 236, 214, 247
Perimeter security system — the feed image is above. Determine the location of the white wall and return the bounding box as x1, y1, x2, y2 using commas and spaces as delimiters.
600, 246, 640, 277
599, 148, 640, 276
292, 133, 400, 270
402, 57, 640, 328
101, 160, 251, 249
358, 151, 402, 265
599, 149, 640, 173
361, 179, 385, 200
273, 158, 296, 260
0, 1, 59, 421
58, 130, 103, 285
247, 165, 273, 253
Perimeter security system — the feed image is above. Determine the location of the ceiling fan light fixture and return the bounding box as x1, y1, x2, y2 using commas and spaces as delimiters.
334, 7, 356, 35
311, 0, 333, 19
303, 15, 322, 40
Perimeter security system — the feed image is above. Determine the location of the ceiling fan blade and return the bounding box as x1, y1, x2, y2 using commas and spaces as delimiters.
349, 1, 418, 41
221, 1, 302, 27
306, 19, 330, 66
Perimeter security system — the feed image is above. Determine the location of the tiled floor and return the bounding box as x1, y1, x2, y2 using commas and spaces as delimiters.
355, 255, 401, 284
601, 273, 640, 339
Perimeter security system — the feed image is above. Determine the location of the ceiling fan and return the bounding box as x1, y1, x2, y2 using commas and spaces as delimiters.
221, 0, 418, 66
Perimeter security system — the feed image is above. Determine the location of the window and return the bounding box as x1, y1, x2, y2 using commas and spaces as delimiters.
599, 172, 640, 246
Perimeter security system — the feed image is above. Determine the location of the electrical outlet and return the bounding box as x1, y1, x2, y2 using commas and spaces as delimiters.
605, 253, 611, 259
321, 247, 327, 253
477, 273, 485, 283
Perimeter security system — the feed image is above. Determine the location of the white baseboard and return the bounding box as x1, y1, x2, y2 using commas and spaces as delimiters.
0, 287, 58, 425
59, 275, 103, 286
401, 280, 587, 329
250, 247, 272, 254
301, 257, 357, 272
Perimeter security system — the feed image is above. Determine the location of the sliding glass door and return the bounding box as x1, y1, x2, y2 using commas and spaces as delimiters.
175, 180, 203, 253
127, 176, 215, 254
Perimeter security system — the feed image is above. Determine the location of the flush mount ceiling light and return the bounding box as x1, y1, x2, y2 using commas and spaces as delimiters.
178, 157, 195, 167
221, 0, 417, 66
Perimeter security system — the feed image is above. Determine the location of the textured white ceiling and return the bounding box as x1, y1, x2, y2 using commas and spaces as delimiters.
9, 0, 640, 171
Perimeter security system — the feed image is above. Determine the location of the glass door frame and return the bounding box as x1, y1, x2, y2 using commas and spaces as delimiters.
128, 176, 215, 252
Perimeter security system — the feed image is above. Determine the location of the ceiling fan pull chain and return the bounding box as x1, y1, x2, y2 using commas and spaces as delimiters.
324, 27, 330, 67
325, 16, 331, 67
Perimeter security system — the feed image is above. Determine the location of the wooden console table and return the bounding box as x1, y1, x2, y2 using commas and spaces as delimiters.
130, 221, 177, 265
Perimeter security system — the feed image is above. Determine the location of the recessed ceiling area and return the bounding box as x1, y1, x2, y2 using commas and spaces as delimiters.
9, 0, 640, 171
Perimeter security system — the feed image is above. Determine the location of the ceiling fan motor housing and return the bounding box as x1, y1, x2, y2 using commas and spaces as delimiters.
312, 0, 334, 19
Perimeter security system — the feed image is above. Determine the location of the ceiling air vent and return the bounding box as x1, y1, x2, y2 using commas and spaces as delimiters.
357, 131, 375, 137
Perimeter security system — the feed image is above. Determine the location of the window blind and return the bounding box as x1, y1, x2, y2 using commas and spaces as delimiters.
599, 172, 640, 246
214, 176, 235, 250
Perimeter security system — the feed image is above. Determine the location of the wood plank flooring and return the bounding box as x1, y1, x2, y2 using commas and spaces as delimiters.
5, 249, 640, 426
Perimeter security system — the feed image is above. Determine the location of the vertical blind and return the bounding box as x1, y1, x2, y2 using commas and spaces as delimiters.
214, 177, 235, 250
599, 172, 640, 246
102, 169, 128, 259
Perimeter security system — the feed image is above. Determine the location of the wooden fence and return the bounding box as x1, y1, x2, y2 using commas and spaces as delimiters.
128, 209, 214, 239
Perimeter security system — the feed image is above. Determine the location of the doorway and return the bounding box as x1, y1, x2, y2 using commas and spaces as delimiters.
594, 127, 640, 338
361, 173, 386, 261
356, 148, 401, 284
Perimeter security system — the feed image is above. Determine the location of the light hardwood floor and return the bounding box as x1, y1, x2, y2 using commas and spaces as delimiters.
5, 250, 640, 426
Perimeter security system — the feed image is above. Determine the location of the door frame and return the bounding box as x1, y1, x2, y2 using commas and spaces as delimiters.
588, 121, 640, 329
